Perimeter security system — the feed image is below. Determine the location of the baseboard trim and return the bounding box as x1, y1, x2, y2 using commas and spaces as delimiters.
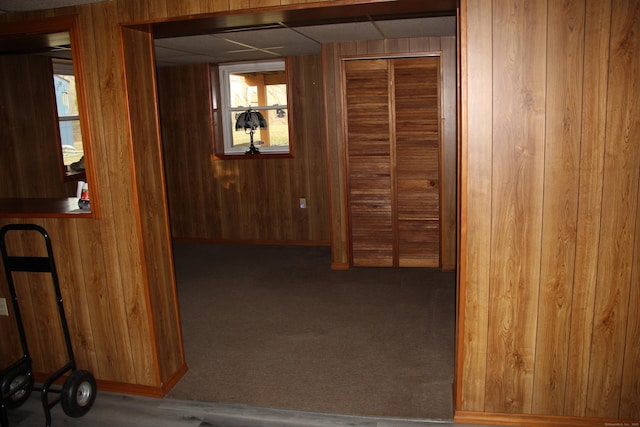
160, 362, 188, 395
34, 363, 189, 398
172, 237, 331, 246
454, 410, 637, 427
330, 262, 349, 270
96, 379, 164, 397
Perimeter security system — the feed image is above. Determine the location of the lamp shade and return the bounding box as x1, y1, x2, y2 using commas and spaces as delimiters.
235, 109, 267, 131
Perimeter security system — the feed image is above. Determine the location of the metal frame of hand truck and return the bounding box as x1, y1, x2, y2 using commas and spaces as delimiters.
0, 224, 96, 427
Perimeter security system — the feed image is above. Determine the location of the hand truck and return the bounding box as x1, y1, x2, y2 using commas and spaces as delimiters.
0, 224, 97, 427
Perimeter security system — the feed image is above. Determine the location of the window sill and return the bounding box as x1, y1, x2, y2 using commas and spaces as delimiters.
0, 198, 92, 218
64, 170, 86, 182
213, 152, 293, 160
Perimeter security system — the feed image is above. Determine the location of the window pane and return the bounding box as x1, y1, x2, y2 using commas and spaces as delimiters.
59, 120, 84, 166
264, 108, 288, 146
266, 84, 287, 106
54, 74, 79, 117
54, 71, 84, 168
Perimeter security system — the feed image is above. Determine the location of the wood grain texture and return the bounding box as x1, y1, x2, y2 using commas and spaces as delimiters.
84, 2, 158, 387
531, 0, 584, 414
485, 0, 547, 414
344, 59, 393, 267
457, 0, 492, 412
1, 0, 639, 424
440, 36, 457, 271
458, 0, 640, 422
563, 0, 611, 417
393, 57, 441, 267
121, 25, 186, 388
157, 56, 329, 243
586, 0, 640, 418
343, 57, 441, 268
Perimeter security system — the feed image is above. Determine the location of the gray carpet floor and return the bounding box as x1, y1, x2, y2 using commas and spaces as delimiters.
168, 243, 455, 421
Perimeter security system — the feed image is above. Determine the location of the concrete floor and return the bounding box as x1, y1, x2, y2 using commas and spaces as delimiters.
4, 391, 515, 427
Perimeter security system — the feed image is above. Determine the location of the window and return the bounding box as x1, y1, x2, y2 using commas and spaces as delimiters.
218, 60, 290, 155
53, 59, 85, 174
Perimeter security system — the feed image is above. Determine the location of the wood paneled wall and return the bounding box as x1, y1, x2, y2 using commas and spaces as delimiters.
458, 0, 640, 424
0, 55, 76, 198
157, 55, 329, 243
0, 3, 188, 395
3, 0, 637, 424
322, 36, 457, 269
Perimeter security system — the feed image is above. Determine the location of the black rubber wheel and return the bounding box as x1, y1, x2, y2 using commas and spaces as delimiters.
60, 370, 97, 417
0, 365, 33, 409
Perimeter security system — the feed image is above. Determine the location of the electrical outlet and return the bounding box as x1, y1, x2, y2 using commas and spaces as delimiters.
0, 298, 8, 316
299, 198, 307, 209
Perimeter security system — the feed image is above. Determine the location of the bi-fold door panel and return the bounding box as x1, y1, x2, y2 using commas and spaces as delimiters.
394, 57, 441, 267
345, 59, 393, 267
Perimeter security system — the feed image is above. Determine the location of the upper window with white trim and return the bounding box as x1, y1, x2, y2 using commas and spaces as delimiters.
218, 60, 290, 155
53, 59, 85, 175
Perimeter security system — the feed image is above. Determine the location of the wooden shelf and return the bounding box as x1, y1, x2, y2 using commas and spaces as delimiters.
0, 197, 92, 218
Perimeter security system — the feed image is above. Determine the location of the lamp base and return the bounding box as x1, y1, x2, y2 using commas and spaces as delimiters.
245, 144, 260, 155
245, 130, 261, 155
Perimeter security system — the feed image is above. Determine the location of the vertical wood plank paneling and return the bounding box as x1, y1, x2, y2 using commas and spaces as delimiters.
485, 0, 547, 414
84, 2, 156, 386
158, 64, 217, 239
459, 0, 640, 421
121, 25, 185, 386
116, 1, 151, 21
6, 232, 55, 372
74, 219, 122, 380
79, 4, 137, 385
531, 0, 584, 415
587, 0, 640, 418
229, 0, 250, 10
458, 0, 492, 412
250, 0, 281, 7
44, 219, 99, 374
620, 180, 640, 419
440, 36, 457, 271
158, 57, 328, 244
288, 55, 328, 241
0, 243, 21, 363
321, 43, 350, 268
0, 55, 72, 199
563, 0, 611, 417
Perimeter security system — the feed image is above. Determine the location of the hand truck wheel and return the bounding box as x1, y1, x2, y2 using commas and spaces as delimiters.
0, 364, 33, 409
60, 370, 97, 418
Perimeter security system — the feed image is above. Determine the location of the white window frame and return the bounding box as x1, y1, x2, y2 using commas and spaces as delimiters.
218, 60, 290, 155
52, 59, 84, 169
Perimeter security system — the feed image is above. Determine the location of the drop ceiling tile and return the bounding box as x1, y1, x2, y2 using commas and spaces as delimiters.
275, 44, 320, 57
154, 35, 233, 55
156, 54, 228, 67
295, 22, 382, 43
217, 27, 313, 49
222, 49, 282, 61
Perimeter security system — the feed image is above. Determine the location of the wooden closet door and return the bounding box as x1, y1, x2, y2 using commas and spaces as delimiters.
344, 59, 394, 266
393, 57, 441, 267
344, 56, 441, 268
